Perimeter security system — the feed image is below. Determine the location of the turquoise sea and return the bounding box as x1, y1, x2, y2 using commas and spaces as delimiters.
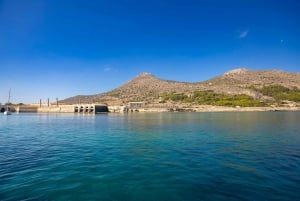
0, 112, 300, 201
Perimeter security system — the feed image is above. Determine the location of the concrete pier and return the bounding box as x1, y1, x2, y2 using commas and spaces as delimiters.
16, 104, 109, 113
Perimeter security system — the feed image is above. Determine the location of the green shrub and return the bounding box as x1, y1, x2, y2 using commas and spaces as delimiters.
163, 93, 188, 102
250, 85, 300, 102
163, 91, 269, 106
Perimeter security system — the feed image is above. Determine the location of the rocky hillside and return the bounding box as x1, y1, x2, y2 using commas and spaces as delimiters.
61, 69, 300, 105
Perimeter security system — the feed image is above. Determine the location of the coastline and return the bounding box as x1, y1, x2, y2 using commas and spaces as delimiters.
135, 105, 300, 113
191, 106, 300, 112
192, 106, 300, 112
7, 104, 300, 114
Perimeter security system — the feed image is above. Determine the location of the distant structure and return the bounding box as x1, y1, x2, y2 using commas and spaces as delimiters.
74, 104, 109, 113
17, 104, 109, 113
0, 105, 14, 113
128, 102, 145, 109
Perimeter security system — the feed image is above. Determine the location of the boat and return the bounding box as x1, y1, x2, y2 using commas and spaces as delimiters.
4, 89, 12, 115
4, 110, 11, 115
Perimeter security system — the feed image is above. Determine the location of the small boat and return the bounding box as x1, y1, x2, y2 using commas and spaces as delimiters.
4, 110, 11, 115
4, 89, 12, 115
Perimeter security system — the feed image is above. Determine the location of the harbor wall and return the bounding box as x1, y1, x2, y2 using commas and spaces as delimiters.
0, 106, 16, 113
17, 104, 109, 113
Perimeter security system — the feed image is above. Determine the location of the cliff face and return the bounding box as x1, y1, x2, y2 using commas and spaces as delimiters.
61, 69, 300, 105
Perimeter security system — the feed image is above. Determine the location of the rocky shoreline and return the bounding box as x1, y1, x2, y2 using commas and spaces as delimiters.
119, 105, 300, 113
186, 106, 300, 112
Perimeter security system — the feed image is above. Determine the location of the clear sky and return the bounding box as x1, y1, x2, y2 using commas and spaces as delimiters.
0, 0, 300, 104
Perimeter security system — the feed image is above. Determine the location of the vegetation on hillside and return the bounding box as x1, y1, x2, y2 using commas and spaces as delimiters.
162, 91, 268, 107
61, 70, 300, 105
249, 85, 300, 102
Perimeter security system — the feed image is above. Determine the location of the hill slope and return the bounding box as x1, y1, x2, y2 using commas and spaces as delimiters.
61, 69, 300, 105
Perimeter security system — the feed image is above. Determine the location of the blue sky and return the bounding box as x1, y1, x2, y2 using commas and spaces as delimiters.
0, 0, 300, 103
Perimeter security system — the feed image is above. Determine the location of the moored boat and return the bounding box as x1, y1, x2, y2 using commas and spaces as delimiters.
4, 89, 12, 115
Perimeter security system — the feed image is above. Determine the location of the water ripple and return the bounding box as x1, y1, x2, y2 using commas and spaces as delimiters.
0, 112, 300, 201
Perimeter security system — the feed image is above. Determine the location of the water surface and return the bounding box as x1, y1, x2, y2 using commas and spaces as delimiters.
0, 112, 300, 201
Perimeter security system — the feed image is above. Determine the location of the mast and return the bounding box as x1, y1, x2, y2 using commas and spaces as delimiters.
6, 88, 11, 111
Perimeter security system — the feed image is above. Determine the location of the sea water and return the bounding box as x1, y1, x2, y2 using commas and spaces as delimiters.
0, 112, 299, 201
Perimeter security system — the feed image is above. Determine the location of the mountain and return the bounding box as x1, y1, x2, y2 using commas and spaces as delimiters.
61, 69, 300, 105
